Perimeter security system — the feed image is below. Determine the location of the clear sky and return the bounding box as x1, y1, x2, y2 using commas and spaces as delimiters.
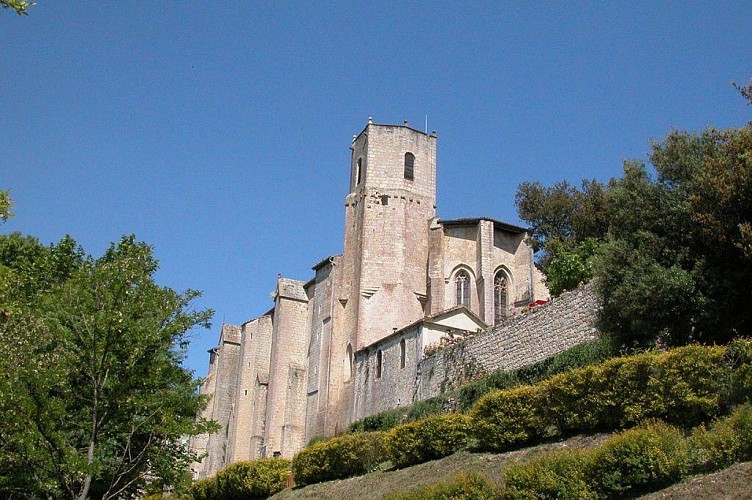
2, 2, 750, 377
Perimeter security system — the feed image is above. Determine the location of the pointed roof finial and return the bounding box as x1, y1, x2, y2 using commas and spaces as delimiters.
403, 119, 408, 126
368, 116, 373, 124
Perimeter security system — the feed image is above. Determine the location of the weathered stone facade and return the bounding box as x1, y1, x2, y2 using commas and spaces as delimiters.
189, 120, 571, 479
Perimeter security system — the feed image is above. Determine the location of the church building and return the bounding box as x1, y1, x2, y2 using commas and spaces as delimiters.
189, 120, 548, 478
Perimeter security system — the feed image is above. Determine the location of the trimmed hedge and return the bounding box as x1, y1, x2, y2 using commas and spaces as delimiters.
690, 403, 752, 472
471, 385, 548, 450
214, 458, 290, 499
472, 344, 736, 451
587, 420, 690, 497
385, 414, 472, 468
501, 449, 592, 499
348, 337, 615, 433
499, 405, 752, 499
291, 431, 386, 486
188, 458, 289, 500
386, 472, 500, 499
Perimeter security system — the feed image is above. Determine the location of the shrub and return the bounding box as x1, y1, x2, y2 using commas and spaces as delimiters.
291, 431, 386, 486
724, 339, 752, 406
214, 458, 290, 499
689, 403, 752, 472
501, 449, 593, 499
385, 414, 472, 468
188, 476, 218, 500
471, 385, 547, 452
386, 472, 499, 500
585, 420, 690, 497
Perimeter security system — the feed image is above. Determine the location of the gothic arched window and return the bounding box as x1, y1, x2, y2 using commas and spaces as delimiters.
404, 152, 415, 180
494, 272, 509, 325
455, 270, 470, 308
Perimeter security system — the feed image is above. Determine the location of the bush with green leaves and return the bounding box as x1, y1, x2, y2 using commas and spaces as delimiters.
291, 431, 386, 486
586, 420, 690, 497
501, 449, 592, 499
350, 337, 615, 434
471, 384, 548, 452
472, 344, 737, 452
214, 458, 290, 499
188, 477, 217, 500
690, 403, 752, 472
385, 413, 472, 468
386, 472, 499, 499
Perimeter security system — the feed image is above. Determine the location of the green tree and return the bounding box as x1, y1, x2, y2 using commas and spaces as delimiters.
515, 178, 610, 294
0, 234, 217, 498
596, 125, 752, 347
0, 189, 13, 222
1, 0, 34, 15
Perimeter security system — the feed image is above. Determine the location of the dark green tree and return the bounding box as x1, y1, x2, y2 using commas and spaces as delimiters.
0, 234, 216, 498
596, 125, 752, 347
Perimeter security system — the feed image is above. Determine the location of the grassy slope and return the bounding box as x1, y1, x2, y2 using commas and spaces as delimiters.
272, 435, 752, 499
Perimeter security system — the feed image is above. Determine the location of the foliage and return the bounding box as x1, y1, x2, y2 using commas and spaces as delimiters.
595, 125, 752, 347
385, 414, 472, 468
587, 420, 690, 497
471, 385, 548, 452
214, 458, 290, 500
386, 472, 500, 500
515, 179, 610, 268
543, 237, 599, 296
349, 337, 615, 433
0, 0, 34, 15
471, 344, 741, 452
689, 404, 752, 472
291, 431, 386, 486
188, 477, 218, 500
0, 234, 216, 498
0, 189, 12, 221
501, 449, 592, 499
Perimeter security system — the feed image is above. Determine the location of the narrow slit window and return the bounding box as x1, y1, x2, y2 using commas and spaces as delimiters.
404, 152, 415, 180
356, 157, 363, 185
400, 339, 406, 369
376, 350, 383, 378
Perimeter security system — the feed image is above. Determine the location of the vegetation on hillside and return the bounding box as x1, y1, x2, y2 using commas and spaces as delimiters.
517, 120, 752, 348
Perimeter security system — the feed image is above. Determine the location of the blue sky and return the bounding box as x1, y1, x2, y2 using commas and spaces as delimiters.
2, 2, 750, 377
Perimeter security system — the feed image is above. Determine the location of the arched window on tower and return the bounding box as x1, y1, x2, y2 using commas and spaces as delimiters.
356, 157, 363, 185
455, 270, 470, 308
404, 152, 415, 181
494, 271, 509, 325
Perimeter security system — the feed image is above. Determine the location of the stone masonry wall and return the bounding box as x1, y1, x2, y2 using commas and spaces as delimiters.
416, 284, 599, 400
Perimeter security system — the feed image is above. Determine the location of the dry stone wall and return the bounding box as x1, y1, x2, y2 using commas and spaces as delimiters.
416, 284, 599, 400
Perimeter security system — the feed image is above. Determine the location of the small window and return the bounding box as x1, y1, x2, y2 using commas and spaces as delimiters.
344, 344, 354, 381
376, 350, 383, 378
404, 152, 415, 180
400, 339, 406, 369
455, 270, 470, 308
356, 158, 363, 185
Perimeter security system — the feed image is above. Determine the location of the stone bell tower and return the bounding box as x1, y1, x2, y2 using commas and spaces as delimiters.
339, 119, 437, 352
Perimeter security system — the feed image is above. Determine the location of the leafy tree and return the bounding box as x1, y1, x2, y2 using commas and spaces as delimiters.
0, 189, 12, 222
596, 125, 752, 347
1, 0, 34, 15
0, 234, 217, 498
515, 178, 610, 294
